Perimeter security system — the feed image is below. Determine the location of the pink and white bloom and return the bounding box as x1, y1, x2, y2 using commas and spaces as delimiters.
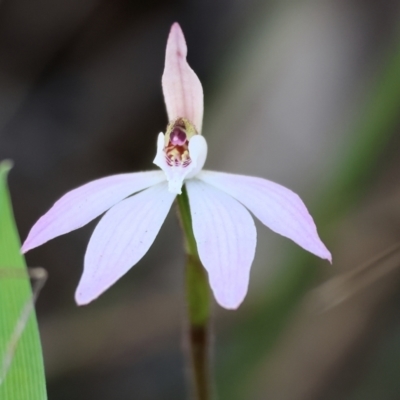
22, 23, 331, 310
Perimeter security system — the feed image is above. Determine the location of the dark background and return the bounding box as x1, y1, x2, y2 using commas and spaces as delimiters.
1, 0, 400, 399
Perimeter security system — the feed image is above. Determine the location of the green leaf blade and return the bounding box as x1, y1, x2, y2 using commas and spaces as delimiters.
0, 161, 47, 400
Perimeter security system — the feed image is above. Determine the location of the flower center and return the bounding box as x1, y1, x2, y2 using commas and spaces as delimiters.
170, 127, 187, 145
164, 119, 197, 167
165, 130, 190, 166
153, 118, 207, 194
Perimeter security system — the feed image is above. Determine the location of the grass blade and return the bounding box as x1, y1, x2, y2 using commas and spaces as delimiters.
0, 161, 47, 399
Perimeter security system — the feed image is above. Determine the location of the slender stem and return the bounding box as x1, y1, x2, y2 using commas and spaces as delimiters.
177, 185, 212, 400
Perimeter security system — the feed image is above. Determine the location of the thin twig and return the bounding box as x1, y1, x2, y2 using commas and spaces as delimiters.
314, 242, 400, 313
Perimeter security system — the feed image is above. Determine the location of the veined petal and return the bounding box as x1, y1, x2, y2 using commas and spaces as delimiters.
75, 182, 175, 305
198, 171, 331, 261
22, 171, 166, 253
162, 23, 204, 132
153, 132, 207, 194
186, 179, 256, 309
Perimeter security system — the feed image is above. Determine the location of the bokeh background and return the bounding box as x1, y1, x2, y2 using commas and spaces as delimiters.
1, 0, 400, 399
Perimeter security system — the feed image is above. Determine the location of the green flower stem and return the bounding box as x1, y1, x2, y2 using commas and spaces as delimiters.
177, 186, 212, 400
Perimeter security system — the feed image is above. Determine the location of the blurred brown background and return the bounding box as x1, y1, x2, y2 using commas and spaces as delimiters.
1, 0, 400, 399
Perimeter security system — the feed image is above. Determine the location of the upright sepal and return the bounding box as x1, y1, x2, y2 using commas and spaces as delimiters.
162, 23, 204, 133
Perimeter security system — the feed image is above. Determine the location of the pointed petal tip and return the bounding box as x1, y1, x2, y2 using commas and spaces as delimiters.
168, 23, 186, 54
314, 240, 332, 263
323, 249, 333, 264
170, 22, 183, 34
20, 242, 29, 254
302, 239, 332, 263
166, 22, 187, 57
20, 223, 48, 254
75, 288, 96, 306
21, 237, 41, 254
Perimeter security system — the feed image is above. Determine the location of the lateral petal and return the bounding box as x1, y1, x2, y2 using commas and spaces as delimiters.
198, 171, 331, 261
22, 171, 166, 252
162, 23, 204, 132
75, 182, 175, 305
186, 179, 256, 309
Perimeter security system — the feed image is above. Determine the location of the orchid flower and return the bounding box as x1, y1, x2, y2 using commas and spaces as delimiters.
22, 23, 331, 310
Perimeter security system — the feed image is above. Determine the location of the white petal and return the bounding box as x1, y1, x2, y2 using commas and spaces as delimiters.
22, 171, 166, 252
198, 171, 331, 261
75, 182, 175, 305
186, 135, 208, 178
153, 132, 207, 194
186, 179, 256, 309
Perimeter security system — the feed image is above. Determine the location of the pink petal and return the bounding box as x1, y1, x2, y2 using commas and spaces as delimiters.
162, 23, 204, 132
75, 182, 175, 305
198, 171, 332, 261
186, 180, 256, 309
22, 171, 166, 253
